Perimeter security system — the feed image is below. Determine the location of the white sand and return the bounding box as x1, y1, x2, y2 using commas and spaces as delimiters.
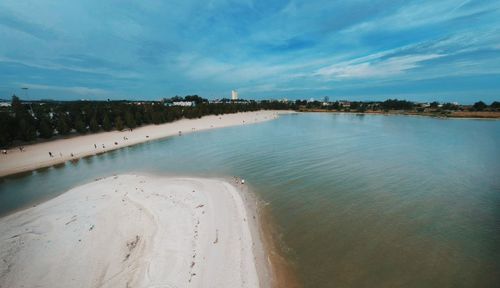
0, 174, 270, 288
0, 110, 290, 177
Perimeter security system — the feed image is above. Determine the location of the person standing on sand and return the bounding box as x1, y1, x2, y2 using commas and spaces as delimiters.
94, 144, 97, 149
48, 152, 53, 157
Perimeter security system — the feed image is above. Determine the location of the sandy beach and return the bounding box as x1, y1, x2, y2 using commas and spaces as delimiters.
0, 174, 271, 288
0, 110, 290, 178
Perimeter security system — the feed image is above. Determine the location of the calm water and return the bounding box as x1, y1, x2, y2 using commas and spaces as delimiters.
1, 113, 499, 287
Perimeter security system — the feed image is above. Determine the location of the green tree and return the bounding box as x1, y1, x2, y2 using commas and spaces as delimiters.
18, 117, 37, 141
152, 112, 162, 125
125, 112, 136, 129
430, 101, 440, 108
134, 111, 143, 126
473, 101, 487, 111
115, 116, 124, 131
89, 115, 100, 132
57, 115, 70, 135
381, 99, 415, 110
74, 117, 87, 134
0, 113, 15, 146
442, 103, 459, 110
102, 114, 112, 131
38, 118, 53, 139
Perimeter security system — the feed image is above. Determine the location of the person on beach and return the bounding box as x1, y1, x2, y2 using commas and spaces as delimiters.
48, 152, 53, 157
102, 144, 105, 148
94, 144, 97, 149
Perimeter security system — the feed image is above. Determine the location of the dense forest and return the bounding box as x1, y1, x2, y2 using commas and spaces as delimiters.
1, 95, 498, 148
0, 95, 292, 147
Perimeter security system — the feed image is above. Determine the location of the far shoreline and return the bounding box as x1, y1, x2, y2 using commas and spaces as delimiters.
298, 109, 500, 120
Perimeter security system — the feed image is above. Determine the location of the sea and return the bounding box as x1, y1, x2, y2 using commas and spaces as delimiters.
1, 113, 499, 287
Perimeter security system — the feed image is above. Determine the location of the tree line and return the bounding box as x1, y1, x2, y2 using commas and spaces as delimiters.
0, 95, 292, 147
296, 99, 499, 112
1, 95, 498, 147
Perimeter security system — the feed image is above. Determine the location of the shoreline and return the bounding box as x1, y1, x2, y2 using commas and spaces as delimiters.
229, 177, 301, 288
0, 110, 292, 178
298, 109, 500, 120
0, 174, 280, 287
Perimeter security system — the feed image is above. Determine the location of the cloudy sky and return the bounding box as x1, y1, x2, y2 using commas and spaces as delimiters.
1, 0, 499, 103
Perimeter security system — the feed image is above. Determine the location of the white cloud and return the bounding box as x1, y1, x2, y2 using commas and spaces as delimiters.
344, 0, 500, 35
0, 56, 140, 79
315, 54, 444, 79
239, 83, 330, 93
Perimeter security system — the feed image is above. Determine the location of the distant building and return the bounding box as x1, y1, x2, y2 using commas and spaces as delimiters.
231, 90, 238, 100
338, 101, 351, 108
0, 102, 11, 107
171, 101, 196, 107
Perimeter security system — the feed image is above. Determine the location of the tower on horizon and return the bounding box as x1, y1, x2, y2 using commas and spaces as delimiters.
231, 90, 238, 100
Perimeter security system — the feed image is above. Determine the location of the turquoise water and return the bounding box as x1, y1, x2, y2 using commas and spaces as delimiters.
1, 113, 499, 287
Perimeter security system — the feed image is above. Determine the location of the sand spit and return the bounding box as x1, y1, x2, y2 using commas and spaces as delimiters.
0, 110, 292, 177
0, 174, 271, 288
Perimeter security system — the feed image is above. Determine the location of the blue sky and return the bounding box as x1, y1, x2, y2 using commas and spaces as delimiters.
1, 0, 499, 103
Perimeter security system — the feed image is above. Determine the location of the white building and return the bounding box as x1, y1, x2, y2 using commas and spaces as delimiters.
231, 90, 238, 100
172, 101, 195, 107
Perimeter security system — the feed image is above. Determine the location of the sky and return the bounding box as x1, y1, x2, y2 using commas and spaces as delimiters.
1, 0, 499, 103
